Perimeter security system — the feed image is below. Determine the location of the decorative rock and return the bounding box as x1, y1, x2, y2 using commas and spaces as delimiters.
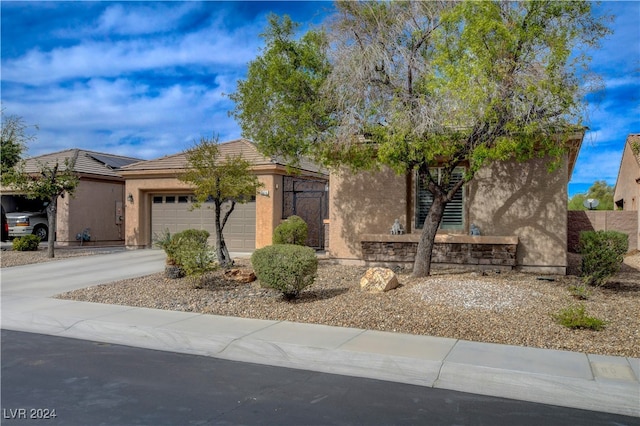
165, 265, 184, 279
360, 267, 399, 293
224, 268, 257, 283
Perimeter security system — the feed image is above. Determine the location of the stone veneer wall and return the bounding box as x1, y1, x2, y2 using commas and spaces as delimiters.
360, 234, 518, 268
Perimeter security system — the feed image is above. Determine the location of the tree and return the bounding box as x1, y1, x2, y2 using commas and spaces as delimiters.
1, 110, 37, 181
231, 2, 610, 277
8, 154, 80, 258
568, 180, 614, 210
179, 137, 262, 267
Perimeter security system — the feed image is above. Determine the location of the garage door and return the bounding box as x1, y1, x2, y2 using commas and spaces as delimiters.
151, 194, 256, 252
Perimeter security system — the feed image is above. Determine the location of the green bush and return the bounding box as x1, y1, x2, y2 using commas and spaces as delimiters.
12, 234, 41, 251
154, 229, 215, 281
552, 304, 607, 331
153, 229, 179, 265
568, 284, 590, 300
579, 230, 628, 286
251, 244, 317, 299
172, 229, 215, 277
273, 215, 308, 246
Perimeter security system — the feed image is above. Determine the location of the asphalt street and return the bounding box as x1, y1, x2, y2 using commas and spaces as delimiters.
2, 330, 638, 426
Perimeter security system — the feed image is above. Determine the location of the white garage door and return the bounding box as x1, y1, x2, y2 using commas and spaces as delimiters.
151, 194, 256, 252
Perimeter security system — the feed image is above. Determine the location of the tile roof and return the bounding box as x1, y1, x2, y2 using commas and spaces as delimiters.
121, 138, 327, 175
22, 149, 142, 178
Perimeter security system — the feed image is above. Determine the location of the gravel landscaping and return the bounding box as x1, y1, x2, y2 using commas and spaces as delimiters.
3, 247, 639, 358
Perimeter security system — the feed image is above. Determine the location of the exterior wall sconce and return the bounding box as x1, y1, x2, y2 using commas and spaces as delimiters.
259, 190, 269, 197
127, 193, 134, 203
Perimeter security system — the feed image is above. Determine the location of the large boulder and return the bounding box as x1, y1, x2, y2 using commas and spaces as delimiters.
360, 267, 399, 293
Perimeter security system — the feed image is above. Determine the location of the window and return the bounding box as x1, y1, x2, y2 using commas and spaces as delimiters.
415, 168, 464, 230
178, 196, 189, 203
153, 196, 163, 204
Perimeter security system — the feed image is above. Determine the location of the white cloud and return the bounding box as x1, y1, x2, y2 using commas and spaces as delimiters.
2, 17, 262, 85
94, 3, 199, 36
5, 75, 242, 160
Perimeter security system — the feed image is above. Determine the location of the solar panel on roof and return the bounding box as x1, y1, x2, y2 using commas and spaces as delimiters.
88, 153, 140, 169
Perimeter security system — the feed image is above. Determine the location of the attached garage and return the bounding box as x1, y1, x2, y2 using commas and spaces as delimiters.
119, 139, 328, 251
150, 194, 256, 251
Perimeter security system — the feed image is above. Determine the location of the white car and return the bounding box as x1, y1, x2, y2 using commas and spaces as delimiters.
6, 210, 49, 241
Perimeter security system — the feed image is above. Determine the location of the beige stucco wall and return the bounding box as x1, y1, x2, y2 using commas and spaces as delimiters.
329, 167, 408, 260
469, 156, 569, 273
614, 142, 640, 212
612, 141, 640, 250
123, 172, 285, 249
57, 179, 126, 245
254, 173, 283, 249
328, 156, 570, 273
124, 175, 195, 248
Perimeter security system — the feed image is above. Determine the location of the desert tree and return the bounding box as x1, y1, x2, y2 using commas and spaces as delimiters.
8, 153, 79, 258
231, 1, 610, 276
569, 180, 614, 210
179, 136, 262, 267
1, 109, 37, 181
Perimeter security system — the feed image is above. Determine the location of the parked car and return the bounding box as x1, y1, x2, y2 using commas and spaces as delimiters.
1, 205, 8, 242
6, 208, 48, 241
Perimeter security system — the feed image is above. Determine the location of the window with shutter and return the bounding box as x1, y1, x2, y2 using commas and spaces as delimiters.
415, 168, 465, 230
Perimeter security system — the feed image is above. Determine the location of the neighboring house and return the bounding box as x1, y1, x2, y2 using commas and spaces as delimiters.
118, 139, 328, 252
326, 131, 585, 274
1, 149, 142, 246
614, 134, 640, 211
613, 133, 640, 250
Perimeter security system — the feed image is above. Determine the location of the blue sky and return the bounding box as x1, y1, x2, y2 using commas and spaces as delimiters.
1, 1, 638, 197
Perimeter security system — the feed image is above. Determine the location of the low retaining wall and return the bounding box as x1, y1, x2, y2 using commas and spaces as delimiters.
361, 234, 518, 268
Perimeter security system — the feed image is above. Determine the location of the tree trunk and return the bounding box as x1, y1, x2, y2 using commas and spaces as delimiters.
412, 195, 447, 277
46, 197, 57, 258
214, 200, 235, 267
405, 171, 413, 234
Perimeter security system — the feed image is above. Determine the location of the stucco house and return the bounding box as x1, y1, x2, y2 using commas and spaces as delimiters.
325, 131, 585, 275
118, 139, 328, 252
1, 149, 142, 246
613, 134, 640, 250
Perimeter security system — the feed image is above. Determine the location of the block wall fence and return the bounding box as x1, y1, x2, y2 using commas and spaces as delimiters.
567, 211, 638, 253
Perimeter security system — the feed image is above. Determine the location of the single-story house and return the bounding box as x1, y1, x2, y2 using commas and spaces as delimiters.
118, 139, 329, 252
613, 133, 640, 250
325, 131, 586, 275
1, 149, 142, 246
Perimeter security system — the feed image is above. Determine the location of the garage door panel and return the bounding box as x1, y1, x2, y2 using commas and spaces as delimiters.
152, 195, 255, 251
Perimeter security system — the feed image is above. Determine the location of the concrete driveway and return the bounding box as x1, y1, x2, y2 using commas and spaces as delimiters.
1, 249, 166, 297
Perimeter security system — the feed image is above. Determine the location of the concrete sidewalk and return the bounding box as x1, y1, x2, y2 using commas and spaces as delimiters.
1, 250, 639, 418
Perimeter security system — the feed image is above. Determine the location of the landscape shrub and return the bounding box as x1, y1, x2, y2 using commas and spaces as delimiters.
12, 234, 41, 251
154, 229, 216, 281
568, 284, 590, 300
153, 229, 179, 265
172, 229, 215, 278
251, 244, 317, 299
552, 304, 607, 331
273, 215, 308, 246
579, 230, 628, 286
